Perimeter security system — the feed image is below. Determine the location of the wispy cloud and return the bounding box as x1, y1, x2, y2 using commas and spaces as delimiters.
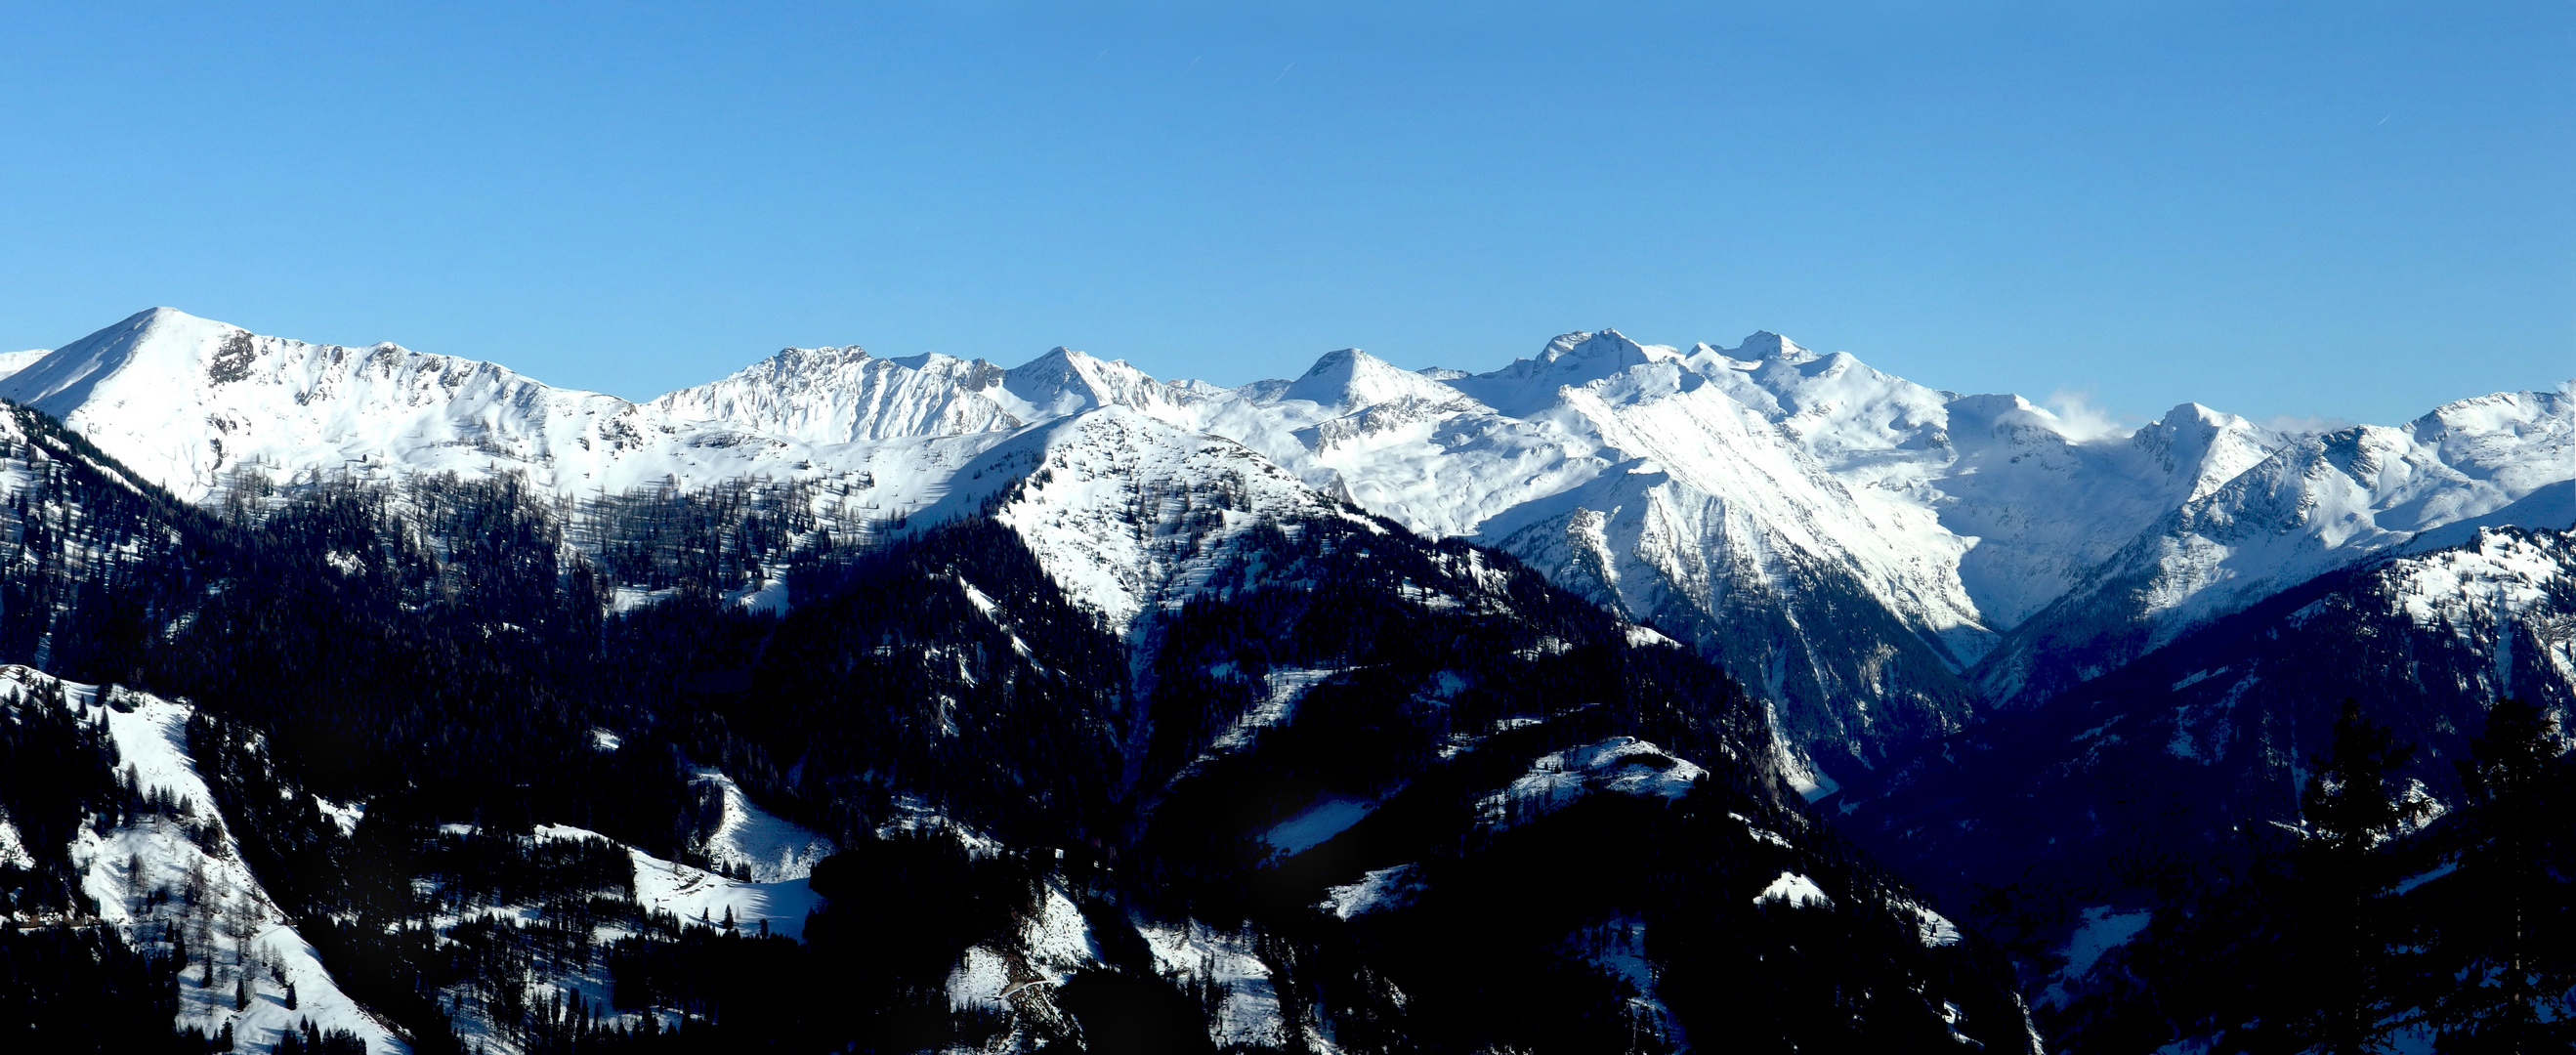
2043, 387, 2137, 442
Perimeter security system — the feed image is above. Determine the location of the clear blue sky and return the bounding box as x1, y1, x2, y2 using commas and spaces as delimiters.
2, 2, 2567, 426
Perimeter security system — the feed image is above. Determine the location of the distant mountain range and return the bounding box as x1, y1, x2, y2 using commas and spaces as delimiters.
0, 307, 2565, 1054
9, 308, 2564, 789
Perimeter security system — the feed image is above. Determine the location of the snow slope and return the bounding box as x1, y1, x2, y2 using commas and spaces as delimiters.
0, 667, 406, 1053
685, 768, 837, 884
1479, 737, 1710, 830
981, 408, 1365, 637
534, 823, 823, 940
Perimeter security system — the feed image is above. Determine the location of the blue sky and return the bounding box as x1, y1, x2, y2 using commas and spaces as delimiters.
1, 1, 2567, 426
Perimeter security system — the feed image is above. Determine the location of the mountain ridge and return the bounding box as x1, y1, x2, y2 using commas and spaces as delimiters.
9, 307, 2567, 789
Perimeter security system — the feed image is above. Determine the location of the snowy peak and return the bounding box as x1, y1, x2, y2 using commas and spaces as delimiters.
2404, 386, 2576, 492
10, 308, 2565, 785
1726, 330, 1816, 362
3, 306, 238, 413
2208, 384, 2571, 545
1742, 349, 1956, 458
650, 340, 1201, 446
2129, 402, 2279, 501
985, 407, 1358, 634
1286, 348, 1384, 405
652, 343, 1022, 443
1538, 328, 1664, 369
1441, 329, 1691, 415
0, 308, 786, 501
1281, 348, 1478, 411
1978, 383, 2576, 706
1000, 346, 1195, 424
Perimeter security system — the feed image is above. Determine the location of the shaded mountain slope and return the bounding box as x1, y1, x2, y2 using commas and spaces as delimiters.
1836, 526, 2576, 1049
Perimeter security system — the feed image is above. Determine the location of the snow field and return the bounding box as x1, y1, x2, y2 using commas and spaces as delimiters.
0, 669, 409, 1053
1479, 737, 1708, 829
1753, 871, 1833, 909
2038, 906, 2154, 1008
1139, 919, 1290, 1050
531, 824, 823, 941
1318, 864, 1425, 921
0, 811, 32, 869
684, 767, 837, 885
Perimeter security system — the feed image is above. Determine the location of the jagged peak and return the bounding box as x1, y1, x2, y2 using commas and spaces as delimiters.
1008, 345, 1133, 390
2158, 401, 2219, 423
1730, 331, 1814, 362
1282, 347, 1461, 410
1482, 328, 1659, 379
5, 308, 454, 415
2124, 401, 2281, 493
1002, 345, 1186, 420
1014, 344, 1086, 369
1007, 345, 1131, 387
1433, 328, 1702, 415
1537, 328, 1668, 369
767, 344, 875, 367
1299, 347, 1378, 377
1943, 392, 2040, 418
28, 306, 534, 380
2141, 401, 2257, 437
663, 344, 1019, 409
2413, 384, 2575, 437
882, 350, 987, 372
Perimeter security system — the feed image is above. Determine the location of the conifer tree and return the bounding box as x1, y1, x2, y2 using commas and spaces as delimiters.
2430, 697, 2575, 1052
2283, 699, 2429, 1054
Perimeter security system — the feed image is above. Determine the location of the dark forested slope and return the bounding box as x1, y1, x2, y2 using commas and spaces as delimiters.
0, 400, 2035, 1053
1837, 527, 2576, 1052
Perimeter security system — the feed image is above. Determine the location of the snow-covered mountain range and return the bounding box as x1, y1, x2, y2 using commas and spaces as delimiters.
6, 308, 2568, 788
1, 306, 2564, 1053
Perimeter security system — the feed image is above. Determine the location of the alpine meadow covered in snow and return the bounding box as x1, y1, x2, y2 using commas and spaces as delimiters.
4, 4, 2573, 1054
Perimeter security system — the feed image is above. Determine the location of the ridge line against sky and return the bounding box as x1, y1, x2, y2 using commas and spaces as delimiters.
1, 1, 2567, 427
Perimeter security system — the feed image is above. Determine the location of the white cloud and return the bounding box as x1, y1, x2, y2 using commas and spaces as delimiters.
2043, 388, 2137, 443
